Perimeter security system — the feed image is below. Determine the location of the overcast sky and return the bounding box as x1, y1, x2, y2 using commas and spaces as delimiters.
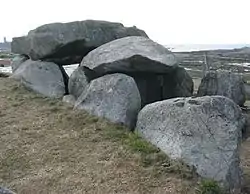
1, 0, 249, 44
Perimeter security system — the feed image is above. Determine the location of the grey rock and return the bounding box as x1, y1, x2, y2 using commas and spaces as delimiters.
0, 187, 15, 194
68, 66, 97, 99
81, 36, 176, 73
11, 55, 29, 73
11, 59, 68, 98
197, 70, 246, 106
136, 96, 245, 192
62, 95, 76, 105
11, 20, 148, 65
75, 73, 141, 129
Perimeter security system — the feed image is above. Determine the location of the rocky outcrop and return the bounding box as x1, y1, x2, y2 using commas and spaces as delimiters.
11, 55, 29, 73
197, 70, 246, 106
11, 20, 148, 65
75, 73, 141, 129
11, 60, 68, 98
136, 96, 245, 192
78, 36, 193, 106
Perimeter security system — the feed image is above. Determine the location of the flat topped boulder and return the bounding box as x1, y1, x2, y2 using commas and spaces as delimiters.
80, 36, 176, 74
11, 20, 148, 65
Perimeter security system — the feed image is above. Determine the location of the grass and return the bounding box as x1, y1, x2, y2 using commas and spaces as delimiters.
196, 179, 224, 194
105, 128, 157, 154
0, 77, 198, 194
105, 129, 195, 179
2, 76, 250, 193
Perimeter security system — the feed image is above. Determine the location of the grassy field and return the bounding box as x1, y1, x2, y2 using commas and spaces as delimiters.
0, 77, 198, 194
1, 76, 250, 193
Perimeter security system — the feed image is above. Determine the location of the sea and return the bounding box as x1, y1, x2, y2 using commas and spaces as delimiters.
1, 44, 250, 74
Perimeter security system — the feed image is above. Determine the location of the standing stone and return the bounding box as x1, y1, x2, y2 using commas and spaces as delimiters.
11, 59, 68, 98
197, 70, 246, 106
136, 96, 245, 193
11, 20, 148, 65
75, 73, 141, 129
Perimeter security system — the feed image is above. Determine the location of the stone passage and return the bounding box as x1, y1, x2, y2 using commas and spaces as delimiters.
71, 36, 193, 107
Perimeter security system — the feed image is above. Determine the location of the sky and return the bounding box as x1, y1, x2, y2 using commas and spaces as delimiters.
1, 0, 250, 45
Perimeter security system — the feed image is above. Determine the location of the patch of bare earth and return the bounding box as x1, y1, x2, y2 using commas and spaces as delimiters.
0, 77, 197, 194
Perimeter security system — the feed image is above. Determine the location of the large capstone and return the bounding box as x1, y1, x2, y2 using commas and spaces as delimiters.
10, 59, 68, 98
136, 96, 245, 193
79, 36, 193, 106
80, 36, 176, 73
197, 70, 246, 106
11, 20, 148, 65
75, 73, 141, 129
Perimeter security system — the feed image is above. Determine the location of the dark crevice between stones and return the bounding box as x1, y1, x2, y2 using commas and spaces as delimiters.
41, 40, 97, 65
21, 54, 30, 59
92, 55, 173, 76
81, 66, 99, 82
128, 72, 171, 107
56, 64, 69, 95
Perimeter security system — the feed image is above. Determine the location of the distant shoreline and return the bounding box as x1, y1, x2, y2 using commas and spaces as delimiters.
165, 44, 250, 52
